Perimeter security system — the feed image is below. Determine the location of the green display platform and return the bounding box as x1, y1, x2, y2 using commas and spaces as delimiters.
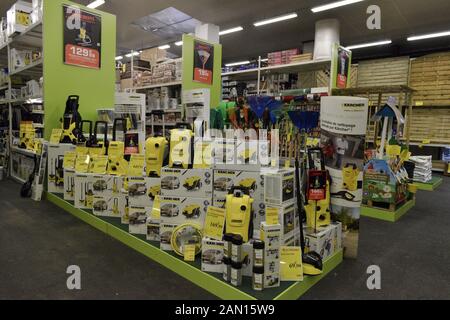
414, 176, 443, 191
46, 192, 343, 300
361, 198, 416, 222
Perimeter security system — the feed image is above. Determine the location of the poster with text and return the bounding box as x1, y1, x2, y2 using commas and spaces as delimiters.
193, 40, 214, 85
320, 96, 368, 258
63, 5, 102, 69
331, 44, 352, 89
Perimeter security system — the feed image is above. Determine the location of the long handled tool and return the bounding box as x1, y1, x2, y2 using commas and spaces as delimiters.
295, 156, 323, 276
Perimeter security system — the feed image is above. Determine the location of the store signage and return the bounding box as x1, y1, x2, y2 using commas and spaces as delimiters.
307, 170, 328, 201
63, 5, 102, 69
331, 44, 352, 89
193, 40, 214, 85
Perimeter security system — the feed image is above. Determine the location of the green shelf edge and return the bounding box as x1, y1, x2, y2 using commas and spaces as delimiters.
46, 192, 343, 300
415, 177, 443, 191
361, 198, 416, 222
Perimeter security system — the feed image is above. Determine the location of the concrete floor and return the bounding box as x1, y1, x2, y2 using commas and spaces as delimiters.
1, 178, 449, 300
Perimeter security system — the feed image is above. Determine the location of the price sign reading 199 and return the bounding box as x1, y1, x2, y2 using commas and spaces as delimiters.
69, 46, 96, 59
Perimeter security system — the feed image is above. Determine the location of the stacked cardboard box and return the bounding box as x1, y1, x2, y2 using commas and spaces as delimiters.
268, 49, 300, 66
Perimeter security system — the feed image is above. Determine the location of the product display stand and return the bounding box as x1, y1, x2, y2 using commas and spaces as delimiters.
414, 176, 443, 191
47, 192, 343, 300
361, 198, 416, 222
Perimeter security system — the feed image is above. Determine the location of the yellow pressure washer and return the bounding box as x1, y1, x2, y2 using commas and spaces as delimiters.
342, 163, 359, 191
182, 204, 201, 219
89, 121, 108, 156
183, 176, 202, 191
305, 180, 331, 229
145, 136, 168, 177
108, 118, 129, 176
225, 187, 254, 243
169, 124, 194, 169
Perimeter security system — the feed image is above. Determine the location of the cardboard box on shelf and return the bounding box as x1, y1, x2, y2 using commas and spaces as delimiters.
260, 222, 281, 288
304, 222, 342, 260
159, 196, 210, 226
129, 205, 150, 235
63, 169, 76, 201
140, 48, 167, 66
6, 1, 33, 37
160, 167, 213, 198
201, 237, 224, 273
126, 176, 160, 208
120, 78, 133, 90
213, 169, 264, 200
48, 144, 76, 194
160, 222, 178, 251
147, 218, 160, 242
265, 202, 297, 244
264, 168, 296, 206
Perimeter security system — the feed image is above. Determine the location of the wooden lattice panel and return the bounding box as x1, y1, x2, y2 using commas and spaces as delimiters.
410, 52, 450, 107
408, 107, 450, 144
357, 57, 410, 106
349, 64, 358, 88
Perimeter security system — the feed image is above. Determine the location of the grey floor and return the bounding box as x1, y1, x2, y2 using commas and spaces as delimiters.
0, 178, 449, 300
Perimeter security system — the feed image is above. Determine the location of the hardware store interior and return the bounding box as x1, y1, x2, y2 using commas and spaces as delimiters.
1, 0, 450, 300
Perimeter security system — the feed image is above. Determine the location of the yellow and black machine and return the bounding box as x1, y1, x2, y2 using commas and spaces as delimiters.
342, 163, 359, 191
183, 176, 202, 191
182, 204, 201, 219
89, 121, 108, 156
112, 198, 120, 216
108, 118, 129, 176
55, 155, 65, 187
169, 124, 194, 169
305, 180, 331, 229
225, 187, 254, 243
145, 136, 168, 177
60, 95, 82, 145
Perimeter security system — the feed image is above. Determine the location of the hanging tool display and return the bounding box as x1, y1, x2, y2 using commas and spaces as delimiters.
60, 95, 82, 144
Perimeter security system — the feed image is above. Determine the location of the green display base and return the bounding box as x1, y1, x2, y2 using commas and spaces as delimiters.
414, 176, 443, 191
46, 192, 343, 300
361, 198, 416, 222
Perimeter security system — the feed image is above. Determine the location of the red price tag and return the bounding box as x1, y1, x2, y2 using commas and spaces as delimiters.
65, 44, 100, 69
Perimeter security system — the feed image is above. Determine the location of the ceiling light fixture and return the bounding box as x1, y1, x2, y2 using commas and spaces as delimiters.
125, 52, 140, 58
175, 41, 183, 46
115, 56, 123, 61
407, 31, 450, 41
253, 13, 298, 27
87, 0, 105, 9
311, 0, 365, 13
219, 26, 244, 36
225, 61, 250, 67
260, 58, 269, 62
345, 40, 392, 50
158, 44, 171, 50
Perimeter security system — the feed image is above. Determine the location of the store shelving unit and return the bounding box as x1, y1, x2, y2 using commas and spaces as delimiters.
0, 19, 44, 181
222, 58, 332, 97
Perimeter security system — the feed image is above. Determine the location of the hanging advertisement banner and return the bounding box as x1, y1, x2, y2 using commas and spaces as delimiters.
320, 96, 368, 258
193, 40, 214, 85
63, 5, 102, 69
330, 44, 352, 89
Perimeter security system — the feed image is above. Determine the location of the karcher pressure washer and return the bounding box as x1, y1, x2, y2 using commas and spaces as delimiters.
60, 95, 82, 144
305, 180, 331, 229
183, 176, 202, 191
169, 124, 194, 169
342, 163, 359, 191
225, 187, 254, 243
145, 136, 168, 177
89, 121, 108, 156
108, 118, 129, 176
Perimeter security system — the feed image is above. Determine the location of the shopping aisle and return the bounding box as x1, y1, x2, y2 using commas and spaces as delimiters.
1, 178, 449, 300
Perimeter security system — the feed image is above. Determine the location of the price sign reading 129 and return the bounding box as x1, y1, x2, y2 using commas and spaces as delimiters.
65, 44, 100, 69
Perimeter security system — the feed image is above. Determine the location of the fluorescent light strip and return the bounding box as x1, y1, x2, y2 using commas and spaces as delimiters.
115, 56, 123, 61
175, 41, 183, 46
408, 31, 450, 41
158, 44, 170, 50
254, 13, 298, 27
219, 26, 244, 36
345, 40, 392, 50
260, 58, 268, 62
311, 0, 365, 13
87, 0, 105, 9
225, 61, 250, 67
125, 52, 140, 58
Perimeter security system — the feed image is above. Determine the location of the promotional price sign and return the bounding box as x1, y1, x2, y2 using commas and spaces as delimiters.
307, 170, 328, 201
193, 40, 214, 85
63, 5, 102, 69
